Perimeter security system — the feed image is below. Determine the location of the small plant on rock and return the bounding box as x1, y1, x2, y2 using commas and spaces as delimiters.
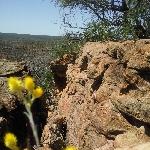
4, 132, 19, 150
7, 76, 43, 148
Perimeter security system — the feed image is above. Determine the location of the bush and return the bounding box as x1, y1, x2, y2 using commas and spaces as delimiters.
41, 34, 83, 95
83, 21, 138, 42
50, 35, 82, 60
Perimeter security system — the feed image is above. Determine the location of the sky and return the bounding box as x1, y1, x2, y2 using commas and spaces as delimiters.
0, 0, 89, 36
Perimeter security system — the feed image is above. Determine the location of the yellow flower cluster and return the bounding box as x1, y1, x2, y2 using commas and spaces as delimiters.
7, 76, 43, 146
24, 76, 35, 92
64, 145, 77, 150
24, 76, 43, 99
8, 76, 43, 100
4, 132, 19, 150
32, 86, 43, 99
8, 77, 23, 93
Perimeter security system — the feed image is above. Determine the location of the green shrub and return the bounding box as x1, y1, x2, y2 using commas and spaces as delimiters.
50, 35, 82, 60
83, 21, 138, 42
41, 34, 83, 95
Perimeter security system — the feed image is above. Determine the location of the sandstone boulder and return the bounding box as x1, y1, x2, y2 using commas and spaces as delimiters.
42, 40, 150, 150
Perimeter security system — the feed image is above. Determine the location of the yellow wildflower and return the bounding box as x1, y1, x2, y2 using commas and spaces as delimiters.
4, 132, 19, 150
64, 145, 77, 150
24, 76, 35, 92
8, 77, 23, 93
32, 86, 43, 99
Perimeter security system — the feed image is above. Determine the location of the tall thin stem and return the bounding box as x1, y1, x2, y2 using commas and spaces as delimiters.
24, 103, 40, 147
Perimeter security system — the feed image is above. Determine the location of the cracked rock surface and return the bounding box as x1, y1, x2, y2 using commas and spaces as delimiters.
41, 40, 150, 150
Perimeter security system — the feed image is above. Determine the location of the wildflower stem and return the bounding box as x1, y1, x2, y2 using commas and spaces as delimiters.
24, 102, 40, 147
21, 93, 40, 147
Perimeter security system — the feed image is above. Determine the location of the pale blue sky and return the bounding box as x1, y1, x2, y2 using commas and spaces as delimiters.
0, 0, 90, 36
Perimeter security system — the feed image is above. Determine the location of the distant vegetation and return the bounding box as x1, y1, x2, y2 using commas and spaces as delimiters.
0, 32, 82, 94
0, 32, 62, 41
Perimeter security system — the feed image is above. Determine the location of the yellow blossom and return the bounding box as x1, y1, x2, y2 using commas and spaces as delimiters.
8, 77, 23, 93
24, 76, 35, 92
4, 132, 19, 150
64, 145, 77, 150
32, 86, 43, 99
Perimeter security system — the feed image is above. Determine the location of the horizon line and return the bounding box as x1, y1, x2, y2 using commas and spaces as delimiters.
0, 31, 64, 37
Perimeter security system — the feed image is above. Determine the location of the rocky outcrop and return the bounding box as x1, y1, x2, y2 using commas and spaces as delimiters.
42, 40, 150, 150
